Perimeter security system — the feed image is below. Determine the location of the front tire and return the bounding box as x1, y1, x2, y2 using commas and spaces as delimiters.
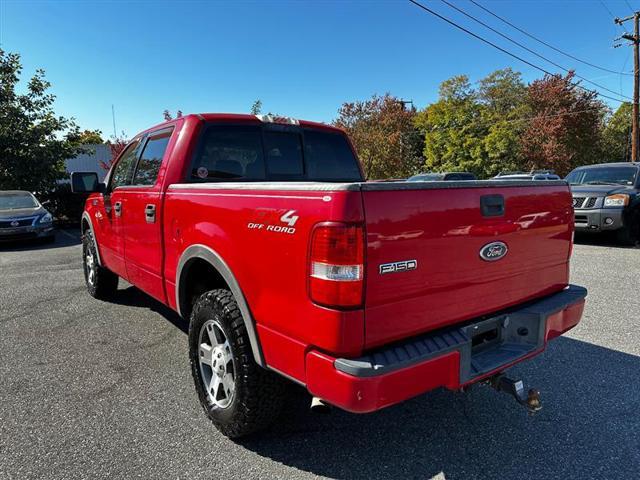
189, 289, 286, 438
616, 210, 639, 246
82, 229, 119, 299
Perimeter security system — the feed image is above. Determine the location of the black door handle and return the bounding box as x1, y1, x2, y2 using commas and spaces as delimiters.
114, 201, 122, 217
145, 204, 156, 223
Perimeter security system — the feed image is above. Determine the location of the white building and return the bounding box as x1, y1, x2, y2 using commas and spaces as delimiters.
65, 144, 111, 181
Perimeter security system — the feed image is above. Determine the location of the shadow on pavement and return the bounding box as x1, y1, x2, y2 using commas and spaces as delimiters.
238, 338, 639, 479
0, 227, 81, 251
111, 285, 188, 334
84, 267, 640, 478
574, 231, 639, 249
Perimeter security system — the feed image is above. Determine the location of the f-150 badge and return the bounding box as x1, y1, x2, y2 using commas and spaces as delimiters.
379, 259, 418, 275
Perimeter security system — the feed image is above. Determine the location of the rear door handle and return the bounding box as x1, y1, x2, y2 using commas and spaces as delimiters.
145, 204, 156, 223
114, 201, 122, 217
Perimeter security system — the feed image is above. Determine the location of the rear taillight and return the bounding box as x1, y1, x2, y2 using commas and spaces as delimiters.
309, 223, 364, 308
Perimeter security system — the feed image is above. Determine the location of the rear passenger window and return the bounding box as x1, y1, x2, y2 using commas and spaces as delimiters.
264, 131, 304, 178
190, 126, 266, 181
110, 140, 140, 189
303, 129, 361, 181
134, 128, 173, 186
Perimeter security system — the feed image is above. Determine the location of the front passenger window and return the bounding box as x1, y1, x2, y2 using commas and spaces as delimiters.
134, 129, 173, 186
110, 140, 140, 189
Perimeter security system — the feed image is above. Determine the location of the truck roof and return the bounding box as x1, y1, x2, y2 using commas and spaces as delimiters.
574, 162, 640, 169
136, 113, 344, 138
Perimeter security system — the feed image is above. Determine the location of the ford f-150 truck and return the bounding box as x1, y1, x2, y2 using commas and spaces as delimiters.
71, 113, 587, 438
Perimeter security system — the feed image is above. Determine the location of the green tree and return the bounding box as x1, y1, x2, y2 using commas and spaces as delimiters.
415, 69, 527, 178
334, 93, 423, 179
0, 49, 81, 192
250, 99, 262, 115
602, 102, 632, 162
68, 129, 104, 145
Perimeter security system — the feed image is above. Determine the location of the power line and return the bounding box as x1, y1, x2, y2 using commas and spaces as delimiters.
469, 0, 632, 76
406, 0, 629, 104
599, 0, 629, 33
438, 0, 632, 99
624, 0, 635, 14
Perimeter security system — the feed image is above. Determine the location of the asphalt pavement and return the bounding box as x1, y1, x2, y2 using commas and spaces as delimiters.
0, 229, 638, 479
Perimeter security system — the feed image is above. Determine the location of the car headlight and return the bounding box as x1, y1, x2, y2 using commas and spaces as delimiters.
603, 194, 629, 207
39, 213, 53, 224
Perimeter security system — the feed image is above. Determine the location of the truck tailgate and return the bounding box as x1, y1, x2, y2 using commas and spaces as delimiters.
362, 182, 573, 349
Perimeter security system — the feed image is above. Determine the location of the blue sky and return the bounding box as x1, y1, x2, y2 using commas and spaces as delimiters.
1, 0, 638, 138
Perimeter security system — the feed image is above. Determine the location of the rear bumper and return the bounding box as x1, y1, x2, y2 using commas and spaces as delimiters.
574, 208, 624, 231
305, 285, 587, 413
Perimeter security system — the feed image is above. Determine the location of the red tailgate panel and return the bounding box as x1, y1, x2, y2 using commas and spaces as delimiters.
363, 185, 573, 349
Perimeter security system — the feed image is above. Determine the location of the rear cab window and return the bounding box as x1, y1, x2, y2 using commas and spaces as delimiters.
188, 123, 363, 183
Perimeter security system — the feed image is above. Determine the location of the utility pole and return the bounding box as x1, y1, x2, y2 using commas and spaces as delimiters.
398, 99, 414, 110
616, 13, 640, 162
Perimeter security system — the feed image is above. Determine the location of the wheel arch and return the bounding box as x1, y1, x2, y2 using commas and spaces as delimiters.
81, 212, 102, 266
176, 244, 265, 367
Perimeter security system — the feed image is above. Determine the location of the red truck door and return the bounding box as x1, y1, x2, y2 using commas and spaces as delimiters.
96, 139, 142, 280
121, 127, 174, 303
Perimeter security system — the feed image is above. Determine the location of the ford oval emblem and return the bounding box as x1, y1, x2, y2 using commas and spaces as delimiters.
479, 241, 508, 262
10, 220, 19, 227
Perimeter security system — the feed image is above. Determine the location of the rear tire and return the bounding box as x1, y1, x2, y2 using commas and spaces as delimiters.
82, 229, 119, 299
189, 289, 286, 438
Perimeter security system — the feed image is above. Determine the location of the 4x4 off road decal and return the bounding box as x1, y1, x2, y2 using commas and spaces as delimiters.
248, 209, 299, 235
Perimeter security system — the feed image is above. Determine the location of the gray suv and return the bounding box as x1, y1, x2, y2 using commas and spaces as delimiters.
566, 162, 640, 245
0, 191, 55, 243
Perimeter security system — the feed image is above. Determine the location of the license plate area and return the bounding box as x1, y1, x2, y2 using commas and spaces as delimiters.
459, 313, 544, 383
471, 324, 501, 353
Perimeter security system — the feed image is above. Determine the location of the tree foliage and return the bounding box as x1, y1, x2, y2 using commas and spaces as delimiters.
250, 99, 262, 115
602, 102, 632, 162
520, 72, 608, 176
334, 93, 423, 179
68, 129, 104, 145
101, 133, 129, 172
0, 49, 81, 192
415, 69, 528, 178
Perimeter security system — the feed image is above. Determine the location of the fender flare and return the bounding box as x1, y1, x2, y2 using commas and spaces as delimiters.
81, 212, 102, 266
176, 244, 265, 367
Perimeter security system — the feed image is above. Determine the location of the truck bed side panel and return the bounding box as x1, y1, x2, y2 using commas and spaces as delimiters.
163, 185, 366, 381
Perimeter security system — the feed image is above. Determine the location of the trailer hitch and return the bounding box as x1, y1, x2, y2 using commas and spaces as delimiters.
489, 373, 542, 415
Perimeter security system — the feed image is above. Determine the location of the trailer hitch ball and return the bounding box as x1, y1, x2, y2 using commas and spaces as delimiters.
490, 374, 542, 415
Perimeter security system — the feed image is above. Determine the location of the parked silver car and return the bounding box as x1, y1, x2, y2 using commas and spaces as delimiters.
0, 191, 55, 242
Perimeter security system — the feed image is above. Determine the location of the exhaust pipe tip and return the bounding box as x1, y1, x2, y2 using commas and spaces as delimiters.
310, 396, 331, 414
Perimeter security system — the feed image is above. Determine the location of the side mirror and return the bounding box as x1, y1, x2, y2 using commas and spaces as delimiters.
71, 172, 105, 193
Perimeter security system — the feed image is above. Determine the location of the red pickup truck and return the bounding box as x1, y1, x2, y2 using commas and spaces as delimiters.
71, 113, 587, 438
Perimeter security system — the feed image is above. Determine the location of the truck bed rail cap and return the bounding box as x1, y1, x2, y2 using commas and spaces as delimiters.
168, 182, 361, 192
358, 179, 568, 191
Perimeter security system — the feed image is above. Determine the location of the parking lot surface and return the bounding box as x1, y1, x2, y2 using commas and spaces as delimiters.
1, 230, 638, 479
